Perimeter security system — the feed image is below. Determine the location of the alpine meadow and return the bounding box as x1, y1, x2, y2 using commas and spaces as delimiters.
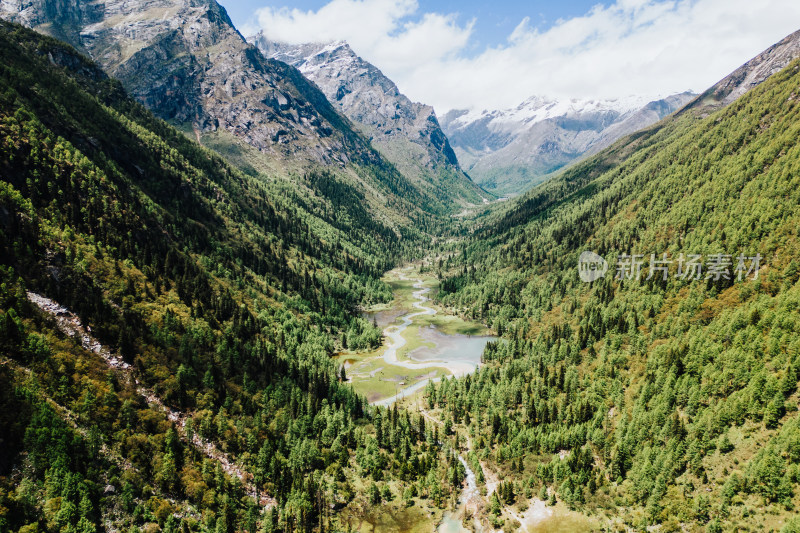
2, 1, 800, 532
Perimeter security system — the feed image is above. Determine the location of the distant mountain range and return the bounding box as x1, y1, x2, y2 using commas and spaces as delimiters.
439, 28, 800, 197
4, 0, 800, 207
440, 92, 697, 196
3, 0, 798, 208
251, 32, 701, 199
252, 34, 490, 205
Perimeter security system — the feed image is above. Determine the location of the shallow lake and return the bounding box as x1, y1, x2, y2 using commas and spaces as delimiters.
360, 275, 497, 407
408, 325, 495, 367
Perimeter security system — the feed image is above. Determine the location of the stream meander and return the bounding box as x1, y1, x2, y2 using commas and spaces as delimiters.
368, 271, 494, 408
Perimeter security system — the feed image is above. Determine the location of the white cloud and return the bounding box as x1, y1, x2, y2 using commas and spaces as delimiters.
254, 0, 472, 77
253, 0, 800, 113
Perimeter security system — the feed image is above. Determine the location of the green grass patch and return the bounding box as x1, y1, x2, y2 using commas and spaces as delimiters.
396, 324, 436, 361
339, 265, 490, 402
339, 497, 440, 533
346, 365, 448, 403
412, 312, 491, 337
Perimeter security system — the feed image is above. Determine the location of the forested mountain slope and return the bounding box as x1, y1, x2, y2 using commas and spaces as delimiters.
0, 22, 463, 532
0, 0, 473, 220
430, 45, 800, 530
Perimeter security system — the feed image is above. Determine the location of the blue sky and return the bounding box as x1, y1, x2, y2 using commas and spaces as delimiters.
221, 0, 601, 52
220, 0, 800, 113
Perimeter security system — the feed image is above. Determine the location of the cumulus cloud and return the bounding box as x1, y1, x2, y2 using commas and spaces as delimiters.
254, 0, 472, 75
252, 0, 800, 113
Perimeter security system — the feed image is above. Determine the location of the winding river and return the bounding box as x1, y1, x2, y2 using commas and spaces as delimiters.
438, 455, 483, 533
370, 274, 494, 408
360, 272, 594, 531
366, 271, 490, 532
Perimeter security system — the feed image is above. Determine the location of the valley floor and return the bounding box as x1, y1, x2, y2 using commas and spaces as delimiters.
339, 265, 602, 532
337, 266, 494, 407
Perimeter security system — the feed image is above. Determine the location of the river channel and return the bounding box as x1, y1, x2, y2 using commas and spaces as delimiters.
368, 272, 494, 408
366, 270, 492, 531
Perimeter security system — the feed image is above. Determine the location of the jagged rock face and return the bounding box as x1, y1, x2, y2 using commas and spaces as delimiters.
254, 35, 485, 202
685, 28, 800, 112
0, 0, 374, 166
441, 93, 697, 196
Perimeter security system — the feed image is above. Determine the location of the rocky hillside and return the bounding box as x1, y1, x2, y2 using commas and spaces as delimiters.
441, 92, 696, 196
0, 0, 468, 221
685, 28, 800, 113
253, 34, 489, 206
1, 0, 360, 162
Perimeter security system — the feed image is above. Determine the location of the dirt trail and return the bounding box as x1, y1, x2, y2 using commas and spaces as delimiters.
26, 291, 275, 508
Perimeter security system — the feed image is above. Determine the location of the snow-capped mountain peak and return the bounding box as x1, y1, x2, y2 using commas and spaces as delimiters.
441, 91, 696, 195
450, 94, 653, 132
251, 32, 489, 204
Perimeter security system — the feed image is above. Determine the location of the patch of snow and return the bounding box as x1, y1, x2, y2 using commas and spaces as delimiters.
450, 93, 655, 132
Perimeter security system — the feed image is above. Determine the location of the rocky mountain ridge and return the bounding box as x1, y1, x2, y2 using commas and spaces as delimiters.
684, 27, 800, 113
0, 0, 487, 222
2, 0, 366, 164
253, 34, 489, 204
